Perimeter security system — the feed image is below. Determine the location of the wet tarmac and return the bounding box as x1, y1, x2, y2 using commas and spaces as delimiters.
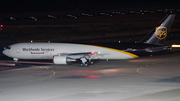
0, 52, 180, 101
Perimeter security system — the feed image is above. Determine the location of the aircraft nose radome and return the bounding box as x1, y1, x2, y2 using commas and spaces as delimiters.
2, 50, 8, 56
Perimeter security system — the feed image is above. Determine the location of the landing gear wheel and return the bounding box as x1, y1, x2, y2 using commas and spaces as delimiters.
84, 62, 89, 67
80, 63, 84, 67
90, 61, 94, 65
15, 63, 21, 66
80, 62, 89, 67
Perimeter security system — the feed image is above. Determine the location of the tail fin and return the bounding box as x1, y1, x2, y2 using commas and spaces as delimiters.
139, 14, 175, 45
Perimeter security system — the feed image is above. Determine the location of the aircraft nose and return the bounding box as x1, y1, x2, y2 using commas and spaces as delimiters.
2, 49, 8, 56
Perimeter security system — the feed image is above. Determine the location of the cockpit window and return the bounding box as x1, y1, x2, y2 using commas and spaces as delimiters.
4, 46, 11, 50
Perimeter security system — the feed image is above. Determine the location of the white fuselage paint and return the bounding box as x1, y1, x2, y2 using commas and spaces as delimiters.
3, 43, 137, 60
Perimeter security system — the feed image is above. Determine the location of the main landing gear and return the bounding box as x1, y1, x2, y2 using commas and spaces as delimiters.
79, 52, 97, 67
80, 57, 94, 67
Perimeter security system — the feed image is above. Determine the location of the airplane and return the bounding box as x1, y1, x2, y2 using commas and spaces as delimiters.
2, 14, 176, 66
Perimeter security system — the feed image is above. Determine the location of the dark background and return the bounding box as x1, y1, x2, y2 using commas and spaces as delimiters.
0, 0, 180, 46
1, 0, 179, 13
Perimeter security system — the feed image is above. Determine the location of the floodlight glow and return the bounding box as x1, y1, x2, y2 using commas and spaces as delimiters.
171, 45, 180, 48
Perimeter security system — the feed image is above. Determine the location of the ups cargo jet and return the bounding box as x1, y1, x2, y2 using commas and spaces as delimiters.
3, 14, 176, 66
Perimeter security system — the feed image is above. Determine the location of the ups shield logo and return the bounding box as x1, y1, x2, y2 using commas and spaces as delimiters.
155, 27, 167, 40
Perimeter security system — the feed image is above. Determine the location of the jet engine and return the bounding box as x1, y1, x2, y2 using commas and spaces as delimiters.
53, 55, 67, 64
53, 55, 76, 64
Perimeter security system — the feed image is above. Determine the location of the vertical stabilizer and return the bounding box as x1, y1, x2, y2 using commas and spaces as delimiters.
139, 14, 175, 45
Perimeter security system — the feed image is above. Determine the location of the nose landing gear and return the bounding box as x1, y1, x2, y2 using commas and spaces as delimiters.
13, 58, 19, 66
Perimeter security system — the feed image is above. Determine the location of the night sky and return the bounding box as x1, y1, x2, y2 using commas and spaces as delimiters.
0, 0, 179, 13
0, 0, 180, 45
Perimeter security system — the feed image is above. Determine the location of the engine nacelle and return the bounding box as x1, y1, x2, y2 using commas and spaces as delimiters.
53, 55, 67, 64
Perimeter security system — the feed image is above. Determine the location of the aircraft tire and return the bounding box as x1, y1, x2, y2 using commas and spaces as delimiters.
90, 61, 94, 65
84, 63, 89, 67
80, 63, 84, 67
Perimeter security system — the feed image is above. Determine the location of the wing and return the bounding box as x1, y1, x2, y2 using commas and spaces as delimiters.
53, 51, 99, 65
